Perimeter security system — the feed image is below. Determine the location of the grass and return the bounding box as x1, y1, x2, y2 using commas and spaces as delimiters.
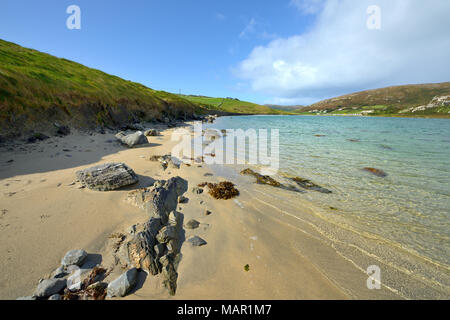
177, 95, 287, 115
0, 39, 210, 135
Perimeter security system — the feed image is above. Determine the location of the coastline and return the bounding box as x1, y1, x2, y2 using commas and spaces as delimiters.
0, 121, 447, 300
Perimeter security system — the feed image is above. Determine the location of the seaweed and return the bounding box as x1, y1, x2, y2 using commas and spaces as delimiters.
200, 181, 240, 200
240, 168, 281, 187
62, 266, 108, 300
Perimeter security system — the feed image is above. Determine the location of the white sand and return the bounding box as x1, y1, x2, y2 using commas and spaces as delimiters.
0, 126, 399, 300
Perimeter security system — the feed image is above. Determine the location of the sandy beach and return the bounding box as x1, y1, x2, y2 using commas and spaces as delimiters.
0, 123, 404, 300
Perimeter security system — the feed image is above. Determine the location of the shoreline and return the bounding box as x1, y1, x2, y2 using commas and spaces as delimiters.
0, 121, 448, 300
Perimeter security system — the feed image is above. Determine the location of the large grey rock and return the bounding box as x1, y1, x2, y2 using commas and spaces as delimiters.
35, 279, 67, 298
107, 268, 138, 298
187, 236, 207, 247
115, 131, 148, 147
76, 163, 138, 191
61, 249, 88, 267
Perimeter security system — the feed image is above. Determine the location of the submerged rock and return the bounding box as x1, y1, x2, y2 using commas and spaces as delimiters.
76, 163, 138, 191
61, 249, 88, 267
363, 167, 387, 177
106, 268, 138, 298
115, 131, 148, 148
35, 279, 67, 298
240, 168, 281, 187
290, 177, 332, 194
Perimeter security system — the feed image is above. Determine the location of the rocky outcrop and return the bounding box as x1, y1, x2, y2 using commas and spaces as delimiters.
400, 95, 450, 113
115, 131, 148, 147
117, 177, 188, 295
76, 163, 139, 191
127, 177, 188, 223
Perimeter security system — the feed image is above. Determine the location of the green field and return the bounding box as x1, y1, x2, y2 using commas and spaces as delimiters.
177, 95, 286, 115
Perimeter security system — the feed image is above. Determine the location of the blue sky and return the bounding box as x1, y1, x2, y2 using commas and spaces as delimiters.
1, 0, 449, 105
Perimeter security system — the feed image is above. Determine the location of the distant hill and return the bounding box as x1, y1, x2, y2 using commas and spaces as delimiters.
264, 104, 306, 112
178, 95, 286, 115
297, 83, 450, 117
0, 39, 213, 138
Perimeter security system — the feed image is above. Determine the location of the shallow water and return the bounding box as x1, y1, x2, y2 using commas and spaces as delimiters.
205, 115, 450, 296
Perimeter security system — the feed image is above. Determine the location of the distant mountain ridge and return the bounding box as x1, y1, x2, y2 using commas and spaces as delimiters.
298, 83, 450, 117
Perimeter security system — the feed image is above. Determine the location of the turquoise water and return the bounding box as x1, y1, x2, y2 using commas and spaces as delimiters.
208, 115, 450, 268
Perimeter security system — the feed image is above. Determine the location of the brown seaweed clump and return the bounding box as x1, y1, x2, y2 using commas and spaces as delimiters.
62, 266, 108, 300
199, 181, 240, 200
240, 168, 281, 187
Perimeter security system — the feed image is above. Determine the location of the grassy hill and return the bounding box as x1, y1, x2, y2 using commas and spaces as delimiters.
297, 83, 450, 117
0, 39, 213, 137
178, 95, 286, 115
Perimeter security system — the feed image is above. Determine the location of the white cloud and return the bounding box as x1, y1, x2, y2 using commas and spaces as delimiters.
239, 18, 257, 39
236, 0, 450, 104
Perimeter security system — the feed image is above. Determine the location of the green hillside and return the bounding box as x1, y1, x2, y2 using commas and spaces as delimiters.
0, 39, 209, 137
178, 95, 286, 115
297, 83, 450, 118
